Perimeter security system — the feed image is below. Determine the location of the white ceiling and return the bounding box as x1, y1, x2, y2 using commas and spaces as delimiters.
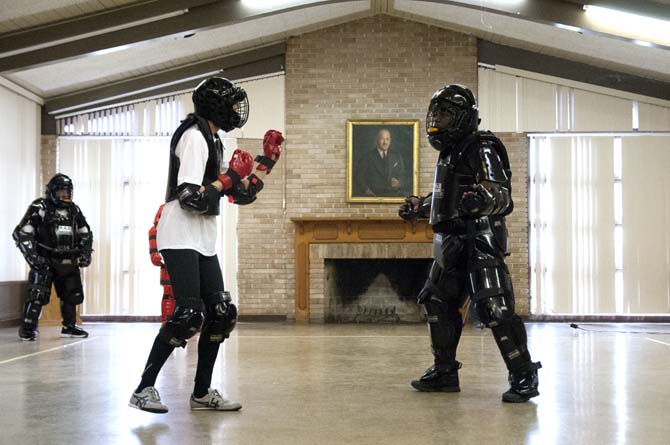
393, 0, 670, 82
0, 0, 668, 100
0, 0, 141, 34
5, 1, 370, 97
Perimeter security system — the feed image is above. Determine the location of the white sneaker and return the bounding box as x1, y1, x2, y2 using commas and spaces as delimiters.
129, 386, 168, 413
190, 388, 241, 411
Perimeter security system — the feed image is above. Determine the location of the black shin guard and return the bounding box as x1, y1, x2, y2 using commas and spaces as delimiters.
60, 301, 77, 326
22, 300, 42, 327
424, 301, 463, 370
491, 315, 532, 373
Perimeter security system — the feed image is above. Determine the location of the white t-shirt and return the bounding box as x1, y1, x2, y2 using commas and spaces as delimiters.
156, 125, 223, 257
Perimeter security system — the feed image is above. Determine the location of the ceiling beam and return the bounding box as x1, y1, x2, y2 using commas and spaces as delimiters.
417, 0, 669, 49
0, 0, 218, 58
0, 0, 348, 74
45, 43, 286, 116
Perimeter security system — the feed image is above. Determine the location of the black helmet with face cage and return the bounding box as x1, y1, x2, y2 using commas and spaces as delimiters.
193, 77, 249, 132
426, 84, 478, 151
46, 173, 73, 207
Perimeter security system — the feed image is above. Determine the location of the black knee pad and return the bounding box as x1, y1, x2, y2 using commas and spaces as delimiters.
201, 301, 238, 343
61, 290, 84, 305
474, 295, 515, 328
468, 258, 514, 309
158, 306, 204, 348
417, 262, 466, 306
27, 269, 53, 304
59, 273, 84, 305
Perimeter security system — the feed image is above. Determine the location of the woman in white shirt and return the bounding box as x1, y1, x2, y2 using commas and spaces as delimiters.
129, 77, 282, 413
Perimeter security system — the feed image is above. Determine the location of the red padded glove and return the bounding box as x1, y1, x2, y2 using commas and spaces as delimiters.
218, 149, 254, 190
256, 129, 284, 174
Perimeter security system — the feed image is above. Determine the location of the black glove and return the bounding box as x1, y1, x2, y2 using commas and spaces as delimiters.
399, 196, 421, 221
27, 254, 48, 269
78, 253, 92, 268
459, 184, 495, 215
227, 174, 264, 205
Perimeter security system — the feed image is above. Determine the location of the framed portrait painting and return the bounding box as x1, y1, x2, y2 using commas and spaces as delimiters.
346, 119, 419, 203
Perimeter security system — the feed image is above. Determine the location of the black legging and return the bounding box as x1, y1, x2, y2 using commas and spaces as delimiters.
137, 249, 226, 398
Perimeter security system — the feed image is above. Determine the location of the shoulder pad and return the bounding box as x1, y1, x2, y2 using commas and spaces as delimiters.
478, 144, 509, 183
31, 198, 46, 208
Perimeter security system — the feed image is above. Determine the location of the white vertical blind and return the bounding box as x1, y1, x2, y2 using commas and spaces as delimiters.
1, 85, 40, 282
478, 68, 517, 131
57, 93, 193, 137
638, 103, 670, 131
531, 134, 670, 315
478, 66, 670, 133
621, 136, 670, 313
531, 136, 615, 314
572, 90, 632, 131
517, 77, 557, 132
571, 136, 616, 313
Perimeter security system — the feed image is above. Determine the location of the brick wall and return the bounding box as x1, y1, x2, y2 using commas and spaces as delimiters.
41, 134, 57, 189
235, 15, 528, 320
235, 137, 290, 317
497, 133, 530, 315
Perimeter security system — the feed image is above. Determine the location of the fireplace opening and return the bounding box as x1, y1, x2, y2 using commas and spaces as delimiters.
324, 258, 432, 323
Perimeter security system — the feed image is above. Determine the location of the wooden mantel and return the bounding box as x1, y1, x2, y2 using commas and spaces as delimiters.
291, 216, 433, 321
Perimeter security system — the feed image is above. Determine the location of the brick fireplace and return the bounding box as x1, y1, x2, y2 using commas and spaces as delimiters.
291, 217, 433, 322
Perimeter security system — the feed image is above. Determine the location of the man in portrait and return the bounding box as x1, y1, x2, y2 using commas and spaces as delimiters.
355, 128, 409, 197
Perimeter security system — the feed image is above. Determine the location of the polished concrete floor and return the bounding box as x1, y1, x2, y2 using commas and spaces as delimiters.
0, 322, 668, 445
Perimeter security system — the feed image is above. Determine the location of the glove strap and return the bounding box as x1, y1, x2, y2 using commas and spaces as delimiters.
218, 169, 241, 191
255, 155, 276, 172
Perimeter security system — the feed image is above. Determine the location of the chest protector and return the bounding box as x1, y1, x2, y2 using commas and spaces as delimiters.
165, 114, 224, 216
38, 202, 78, 255
430, 131, 512, 225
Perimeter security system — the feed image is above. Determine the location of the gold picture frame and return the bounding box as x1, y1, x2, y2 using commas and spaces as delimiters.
346, 119, 420, 203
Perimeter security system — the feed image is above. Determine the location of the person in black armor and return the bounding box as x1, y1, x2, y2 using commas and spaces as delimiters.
399, 84, 541, 403
129, 77, 283, 414
13, 173, 93, 340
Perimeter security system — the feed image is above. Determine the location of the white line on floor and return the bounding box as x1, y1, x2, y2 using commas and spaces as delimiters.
238, 335, 426, 338
645, 337, 670, 347
235, 335, 485, 338
0, 338, 96, 365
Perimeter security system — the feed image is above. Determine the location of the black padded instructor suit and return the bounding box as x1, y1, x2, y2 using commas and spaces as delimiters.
399, 84, 541, 403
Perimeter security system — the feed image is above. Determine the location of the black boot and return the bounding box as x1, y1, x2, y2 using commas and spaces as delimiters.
19, 323, 38, 341
502, 361, 541, 403
411, 362, 461, 392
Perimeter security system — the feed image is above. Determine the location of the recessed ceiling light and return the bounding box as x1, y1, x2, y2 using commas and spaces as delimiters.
583, 4, 670, 46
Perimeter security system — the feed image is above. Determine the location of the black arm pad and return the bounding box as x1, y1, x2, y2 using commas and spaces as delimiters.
78, 232, 93, 253
13, 231, 36, 258
176, 183, 219, 213
418, 193, 432, 219
459, 183, 511, 216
